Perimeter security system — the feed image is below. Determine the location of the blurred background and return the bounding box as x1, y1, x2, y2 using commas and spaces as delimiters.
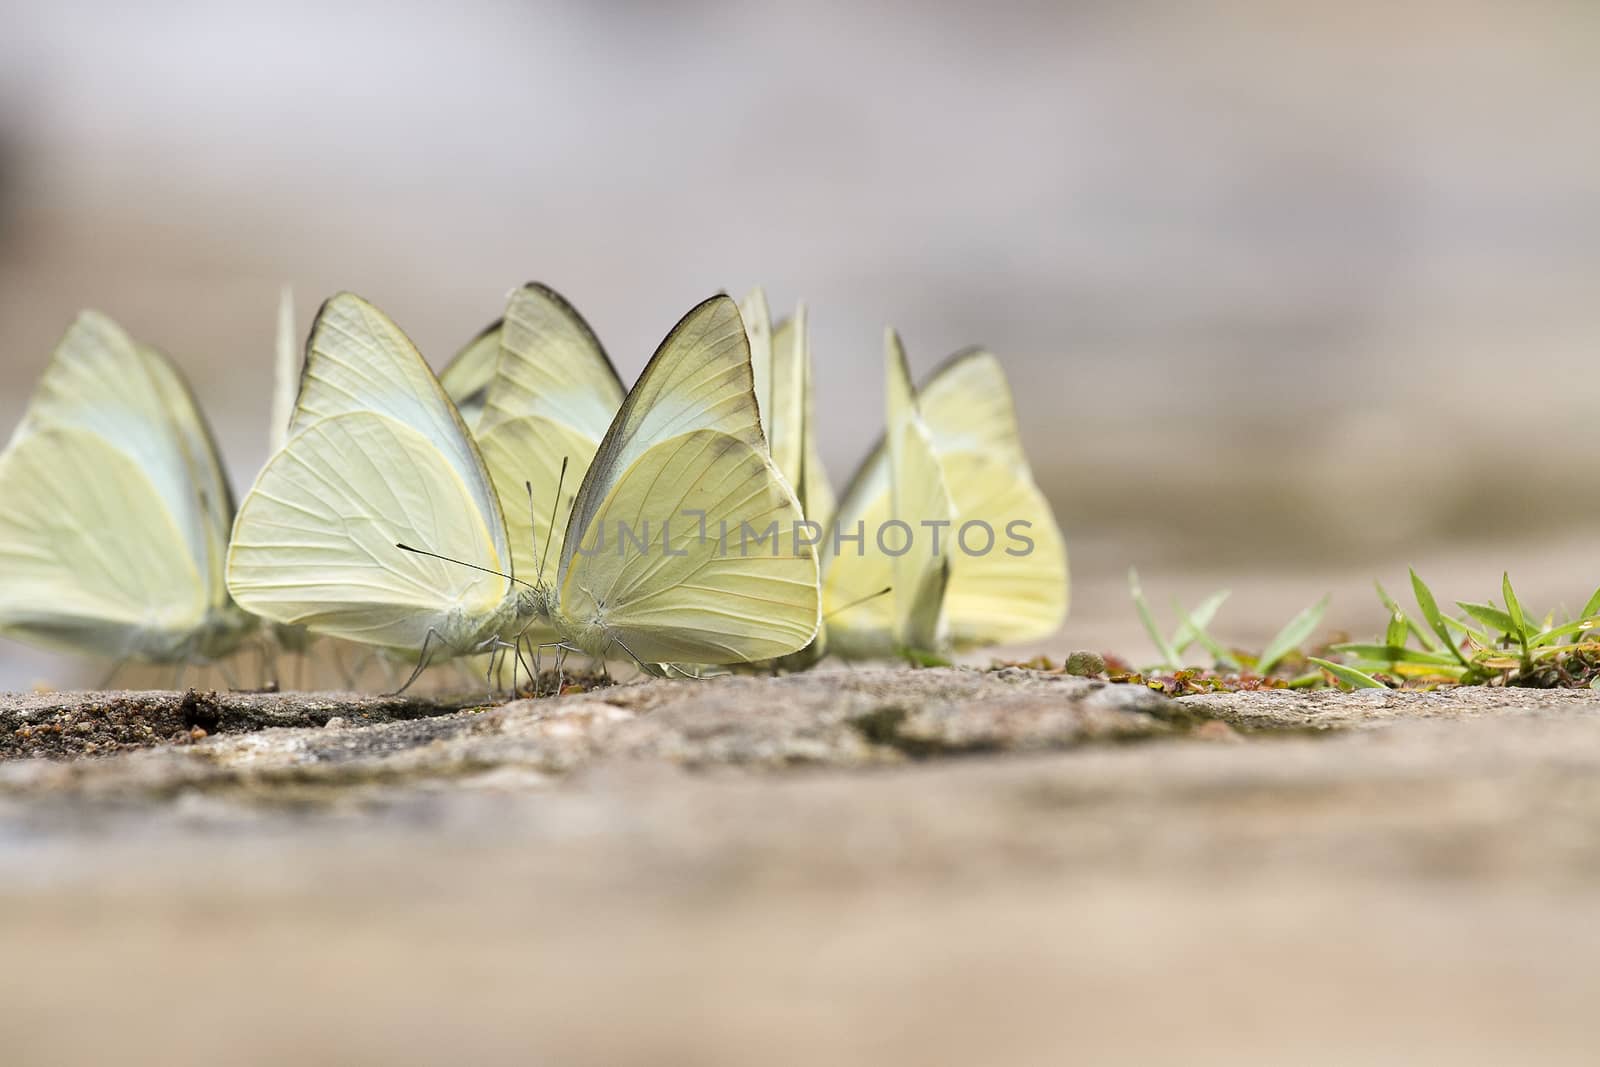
0, 0, 1596, 687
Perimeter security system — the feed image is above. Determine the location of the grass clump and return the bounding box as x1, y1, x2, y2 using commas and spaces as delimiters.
1115, 567, 1334, 694
1330, 571, 1600, 690
1099, 568, 1600, 695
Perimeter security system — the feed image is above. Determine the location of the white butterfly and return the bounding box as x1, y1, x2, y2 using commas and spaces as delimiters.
527, 292, 819, 665
821, 335, 1068, 661
227, 291, 819, 673
0, 311, 254, 666
228, 292, 528, 663
739, 288, 835, 531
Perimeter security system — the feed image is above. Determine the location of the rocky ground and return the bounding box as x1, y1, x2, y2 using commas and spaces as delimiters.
3, 669, 1599, 1065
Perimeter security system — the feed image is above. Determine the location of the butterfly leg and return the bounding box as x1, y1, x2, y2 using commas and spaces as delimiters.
511, 637, 536, 698
607, 633, 667, 679
390, 629, 444, 696
517, 638, 567, 698
484, 644, 504, 700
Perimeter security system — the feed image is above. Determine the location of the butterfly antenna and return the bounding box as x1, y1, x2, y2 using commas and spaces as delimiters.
395, 542, 538, 591
537, 456, 568, 582
524, 480, 539, 581
824, 586, 893, 621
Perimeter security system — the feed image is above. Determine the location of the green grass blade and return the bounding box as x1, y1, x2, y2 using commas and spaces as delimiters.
1377, 580, 1437, 651
1442, 614, 1494, 649
1170, 590, 1230, 655
1457, 601, 1514, 637
1502, 573, 1531, 662
1331, 643, 1462, 667
1308, 657, 1386, 689
1257, 595, 1330, 675
1172, 598, 1242, 670
1529, 616, 1600, 648
1129, 567, 1179, 669
1577, 587, 1600, 644
1411, 569, 1469, 667
1384, 610, 1410, 648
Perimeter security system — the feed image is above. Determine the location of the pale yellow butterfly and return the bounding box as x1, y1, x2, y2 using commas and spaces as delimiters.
227, 293, 529, 663
821, 339, 1068, 660
0, 311, 254, 666
527, 294, 820, 667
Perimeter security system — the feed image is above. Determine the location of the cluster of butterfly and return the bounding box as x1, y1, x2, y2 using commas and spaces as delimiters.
0, 284, 1067, 690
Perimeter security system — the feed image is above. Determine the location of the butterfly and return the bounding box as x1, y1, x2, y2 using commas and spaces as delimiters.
226, 290, 819, 675
229, 292, 532, 669
526, 291, 820, 666
820, 334, 1068, 662
739, 288, 835, 532
476, 284, 821, 665
0, 311, 254, 667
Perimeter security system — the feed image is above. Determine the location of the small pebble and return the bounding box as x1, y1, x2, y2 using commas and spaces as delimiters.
1064, 651, 1105, 677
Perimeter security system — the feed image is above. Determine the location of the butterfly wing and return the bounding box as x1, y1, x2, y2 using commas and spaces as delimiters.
778, 305, 836, 531
228, 413, 516, 651
133, 339, 243, 623
288, 291, 493, 497
917, 349, 1027, 464
227, 294, 516, 654
936, 451, 1068, 647
475, 284, 626, 589
739, 287, 773, 448
0, 426, 210, 661
559, 294, 768, 581
479, 283, 625, 442
558, 295, 818, 664
918, 351, 1067, 646
438, 318, 503, 431
558, 429, 818, 663
766, 306, 809, 496
884, 331, 955, 655
270, 286, 299, 455
817, 446, 895, 657
3, 312, 247, 654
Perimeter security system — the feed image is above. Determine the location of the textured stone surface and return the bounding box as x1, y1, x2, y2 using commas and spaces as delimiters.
0, 669, 1177, 798
4, 674, 1600, 1065
1179, 683, 1600, 732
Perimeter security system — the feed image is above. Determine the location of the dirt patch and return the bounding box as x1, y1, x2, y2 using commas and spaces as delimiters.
0, 688, 483, 760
